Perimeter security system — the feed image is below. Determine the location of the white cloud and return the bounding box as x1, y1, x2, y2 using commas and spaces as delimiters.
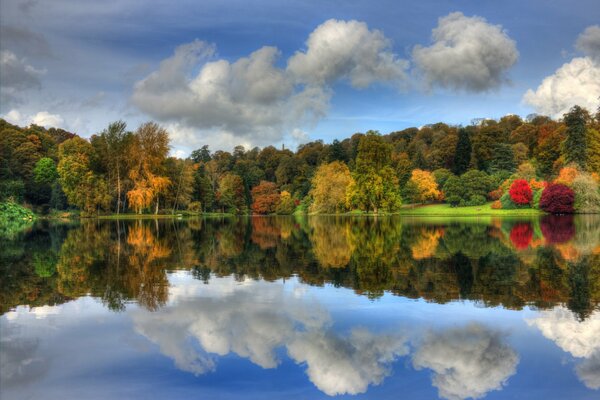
3, 109, 24, 125
412, 12, 518, 92
287, 19, 409, 88
412, 324, 519, 400
132, 19, 406, 149
576, 25, 600, 61
523, 25, 600, 118
2, 109, 64, 128
132, 277, 406, 395
523, 57, 600, 118
287, 328, 408, 395
576, 353, 600, 390
527, 307, 600, 391
31, 111, 63, 127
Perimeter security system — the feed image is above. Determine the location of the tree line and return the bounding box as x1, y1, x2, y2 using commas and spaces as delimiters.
1, 105, 599, 215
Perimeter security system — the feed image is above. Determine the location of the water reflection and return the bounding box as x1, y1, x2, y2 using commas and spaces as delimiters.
528, 307, 600, 390
1, 216, 600, 318
132, 278, 408, 395
412, 324, 518, 400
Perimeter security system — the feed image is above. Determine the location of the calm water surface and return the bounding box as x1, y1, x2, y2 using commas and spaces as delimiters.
1, 215, 599, 399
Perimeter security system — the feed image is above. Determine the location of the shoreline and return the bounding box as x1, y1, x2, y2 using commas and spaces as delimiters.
31, 203, 547, 220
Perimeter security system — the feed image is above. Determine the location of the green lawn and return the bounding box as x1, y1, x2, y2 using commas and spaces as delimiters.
398, 203, 543, 217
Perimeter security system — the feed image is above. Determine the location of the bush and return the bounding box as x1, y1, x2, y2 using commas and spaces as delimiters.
533, 190, 543, 210
500, 192, 518, 209
572, 173, 600, 214
188, 201, 202, 212
466, 195, 486, 206
539, 183, 575, 214
446, 195, 462, 207
491, 200, 502, 209
0, 202, 35, 220
509, 179, 533, 205
461, 170, 493, 200
0, 180, 25, 202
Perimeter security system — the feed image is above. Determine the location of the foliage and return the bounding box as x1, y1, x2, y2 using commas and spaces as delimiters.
442, 176, 464, 207
349, 132, 402, 213
276, 191, 296, 215
563, 105, 589, 168
587, 128, 600, 174
310, 161, 353, 213
453, 128, 472, 175
539, 184, 575, 214
251, 181, 280, 214
58, 137, 111, 215
554, 166, 579, 187
218, 173, 246, 214
509, 179, 533, 205
405, 169, 441, 204
572, 173, 600, 214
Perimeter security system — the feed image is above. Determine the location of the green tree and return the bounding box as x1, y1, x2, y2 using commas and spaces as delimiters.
453, 128, 472, 175
348, 132, 401, 213
563, 105, 589, 168
217, 173, 246, 213
94, 121, 132, 215
57, 137, 110, 215
587, 128, 600, 174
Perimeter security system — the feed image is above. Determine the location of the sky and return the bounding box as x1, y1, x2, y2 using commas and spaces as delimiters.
1, 0, 599, 156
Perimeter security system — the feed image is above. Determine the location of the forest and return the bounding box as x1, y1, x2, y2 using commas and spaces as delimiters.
1, 105, 599, 217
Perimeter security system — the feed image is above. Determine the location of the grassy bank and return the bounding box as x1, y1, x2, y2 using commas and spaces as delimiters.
398, 203, 543, 217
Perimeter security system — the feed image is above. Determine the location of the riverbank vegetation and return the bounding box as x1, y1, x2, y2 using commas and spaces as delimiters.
1, 105, 599, 217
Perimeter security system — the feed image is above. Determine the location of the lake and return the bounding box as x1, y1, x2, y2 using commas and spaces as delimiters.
1, 215, 599, 400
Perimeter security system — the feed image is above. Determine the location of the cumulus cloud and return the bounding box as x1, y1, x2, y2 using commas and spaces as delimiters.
412, 12, 518, 92
2, 109, 64, 128
287, 328, 408, 395
523, 57, 600, 118
576, 25, 600, 61
523, 25, 600, 118
576, 353, 600, 390
412, 324, 519, 400
287, 19, 408, 88
132, 19, 407, 148
527, 307, 600, 390
0, 50, 45, 104
132, 277, 406, 395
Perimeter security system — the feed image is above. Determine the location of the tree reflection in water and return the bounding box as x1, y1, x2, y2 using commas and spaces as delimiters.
1, 215, 599, 318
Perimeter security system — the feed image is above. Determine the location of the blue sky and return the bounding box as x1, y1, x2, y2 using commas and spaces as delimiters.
1, 0, 599, 155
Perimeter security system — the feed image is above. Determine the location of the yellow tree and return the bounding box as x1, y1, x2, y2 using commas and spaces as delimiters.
127, 122, 171, 214
406, 169, 442, 204
310, 161, 354, 213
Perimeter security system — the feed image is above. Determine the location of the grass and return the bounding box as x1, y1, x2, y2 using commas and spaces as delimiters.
96, 212, 235, 220
398, 203, 543, 217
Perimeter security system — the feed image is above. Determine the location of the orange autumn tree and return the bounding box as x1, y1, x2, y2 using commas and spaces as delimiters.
406, 169, 442, 204
554, 165, 579, 187
127, 122, 171, 214
251, 181, 280, 214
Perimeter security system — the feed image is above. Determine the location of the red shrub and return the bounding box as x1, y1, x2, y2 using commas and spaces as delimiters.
510, 223, 533, 249
509, 179, 533, 205
539, 184, 575, 214
540, 215, 575, 244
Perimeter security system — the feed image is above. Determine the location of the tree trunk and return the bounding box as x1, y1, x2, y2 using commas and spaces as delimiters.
155, 196, 159, 215
116, 165, 121, 215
